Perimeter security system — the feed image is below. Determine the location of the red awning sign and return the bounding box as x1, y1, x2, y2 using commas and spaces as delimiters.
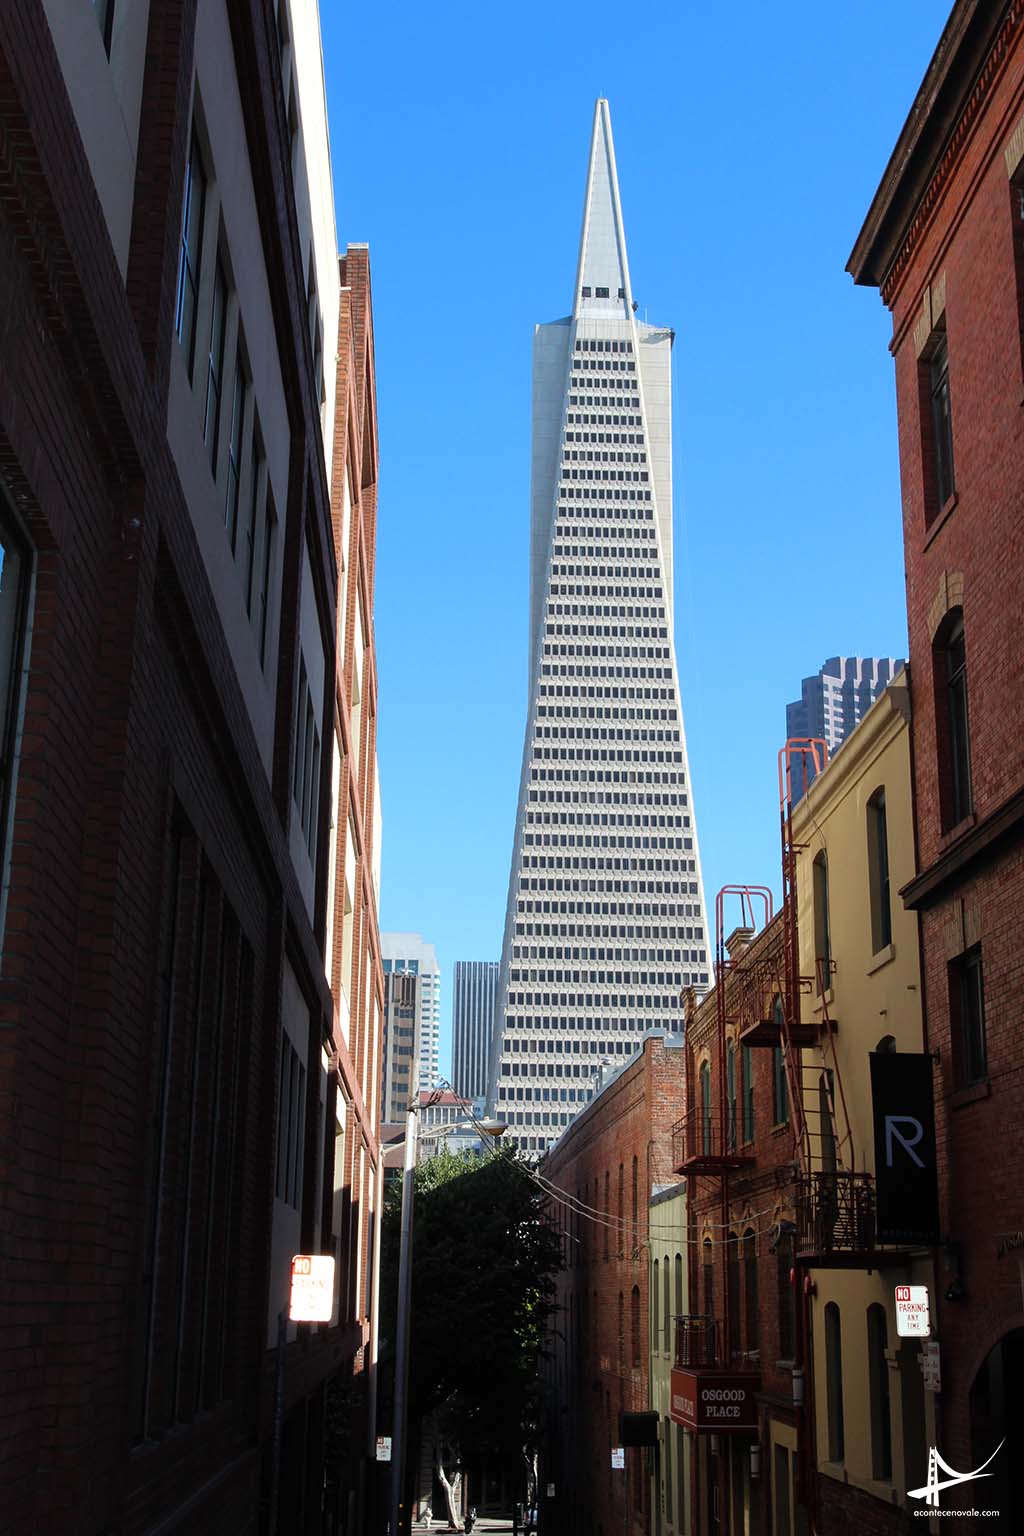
669, 1368, 759, 1433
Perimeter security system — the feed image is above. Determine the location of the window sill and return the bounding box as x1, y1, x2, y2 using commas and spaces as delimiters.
923, 490, 958, 548
949, 1078, 990, 1109
939, 810, 976, 851
813, 987, 835, 1013
866, 943, 896, 976
771, 1121, 791, 1137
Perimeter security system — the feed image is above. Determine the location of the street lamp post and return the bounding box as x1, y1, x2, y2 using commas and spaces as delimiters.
387, 1095, 505, 1536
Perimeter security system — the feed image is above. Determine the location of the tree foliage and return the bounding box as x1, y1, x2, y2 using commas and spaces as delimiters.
380, 1143, 562, 1462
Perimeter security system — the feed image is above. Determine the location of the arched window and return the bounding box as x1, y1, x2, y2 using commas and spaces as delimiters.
726, 1040, 737, 1149
867, 787, 892, 952
934, 609, 972, 829
674, 1252, 683, 1322
867, 1304, 892, 1480
702, 1238, 714, 1320
825, 1302, 845, 1462
663, 1252, 671, 1352
604, 1171, 610, 1260
699, 1060, 712, 1154
631, 1285, 641, 1368
727, 1233, 741, 1359
631, 1155, 638, 1250
652, 1259, 660, 1351
743, 1229, 759, 1354
813, 852, 832, 987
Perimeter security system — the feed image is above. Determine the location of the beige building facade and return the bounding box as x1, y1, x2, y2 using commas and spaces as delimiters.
792, 675, 938, 1533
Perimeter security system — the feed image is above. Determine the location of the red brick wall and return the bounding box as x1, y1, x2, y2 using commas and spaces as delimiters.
541, 1035, 685, 1536
873, 2, 1024, 1500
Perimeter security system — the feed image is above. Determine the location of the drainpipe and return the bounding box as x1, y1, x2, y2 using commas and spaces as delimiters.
793, 1263, 818, 1535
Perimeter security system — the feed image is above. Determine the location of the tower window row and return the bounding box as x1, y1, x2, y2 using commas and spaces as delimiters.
566, 413, 641, 426
514, 895, 700, 917
575, 338, 633, 354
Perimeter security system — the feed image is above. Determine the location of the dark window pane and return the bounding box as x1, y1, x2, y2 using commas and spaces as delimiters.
930, 336, 955, 507
204, 261, 228, 464
176, 134, 206, 378
946, 625, 972, 823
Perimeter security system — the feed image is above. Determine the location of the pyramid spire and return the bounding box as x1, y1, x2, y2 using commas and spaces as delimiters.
573, 98, 633, 318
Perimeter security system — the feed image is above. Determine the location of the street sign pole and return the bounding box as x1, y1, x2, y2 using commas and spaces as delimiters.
269, 1307, 286, 1536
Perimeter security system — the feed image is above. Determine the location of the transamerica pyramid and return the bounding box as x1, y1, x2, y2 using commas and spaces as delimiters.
486, 100, 712, 1155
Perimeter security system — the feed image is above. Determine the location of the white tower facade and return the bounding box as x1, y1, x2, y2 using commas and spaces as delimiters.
488, 101, 711, 1155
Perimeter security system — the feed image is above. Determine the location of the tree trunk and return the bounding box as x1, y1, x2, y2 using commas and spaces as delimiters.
437, 1455, 461, 1530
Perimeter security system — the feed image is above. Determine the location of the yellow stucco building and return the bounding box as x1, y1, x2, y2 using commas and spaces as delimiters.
791, 673, 939, 1533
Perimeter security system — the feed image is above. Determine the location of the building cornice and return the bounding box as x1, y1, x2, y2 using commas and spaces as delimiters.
901, 783, 1024, 909
848, 1, 1022, 298
791, 675, 911, 835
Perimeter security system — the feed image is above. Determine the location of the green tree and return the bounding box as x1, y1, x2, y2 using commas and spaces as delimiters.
380, 1144, 562, 1512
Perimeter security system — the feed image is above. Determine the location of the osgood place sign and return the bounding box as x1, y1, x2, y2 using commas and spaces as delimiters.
669, 1368, 759, 1432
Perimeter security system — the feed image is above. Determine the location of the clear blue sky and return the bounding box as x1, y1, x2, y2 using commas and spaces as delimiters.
320, 2, 947, 1079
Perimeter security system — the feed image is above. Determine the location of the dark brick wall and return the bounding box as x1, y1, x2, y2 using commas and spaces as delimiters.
0, 5, 381, 1534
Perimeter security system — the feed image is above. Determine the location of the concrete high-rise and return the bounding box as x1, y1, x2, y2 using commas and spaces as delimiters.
487, 100, 711, 1156
786, 656, 905, 800
381, 971, 420, 1123
451, 961, 499, 1101
381, 933, 442, 1090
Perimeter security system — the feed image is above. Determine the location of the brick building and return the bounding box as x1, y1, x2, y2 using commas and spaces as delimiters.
0, 4, 383, 1534
540, 1034, 686, 1536
850, 1, 1024, 1523
673, 908, 799, 1536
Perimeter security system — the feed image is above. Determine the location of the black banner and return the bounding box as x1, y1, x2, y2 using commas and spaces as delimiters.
619, 1411, 658, 1447
870, 1051, 940, 1245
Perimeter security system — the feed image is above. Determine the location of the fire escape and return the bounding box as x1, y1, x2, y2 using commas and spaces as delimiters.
669, 884, 771, 1423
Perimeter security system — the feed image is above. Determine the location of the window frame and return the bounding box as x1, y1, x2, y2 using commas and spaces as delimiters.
175, 130, 207, 380
867, 787, 892, 953
949, 945, 986, 1088
203, 255, 229, 468
0, 494, 33, 947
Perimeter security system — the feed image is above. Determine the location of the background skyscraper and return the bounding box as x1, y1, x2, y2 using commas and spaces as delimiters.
451, 961, 500, 1102
381, 971, 420, 1122
786, 656, 905, 800
487, 100, 711, 1155
381, 933, 442, 1089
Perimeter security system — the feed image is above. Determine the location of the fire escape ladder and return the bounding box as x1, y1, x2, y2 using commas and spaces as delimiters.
774, 738, 858, 1181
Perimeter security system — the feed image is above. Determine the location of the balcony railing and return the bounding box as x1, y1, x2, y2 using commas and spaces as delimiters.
674, 1315, 720, 1369
796, 1170, 876, 1255
672, 1108, 755, 1174
673, 1315, 761, 1373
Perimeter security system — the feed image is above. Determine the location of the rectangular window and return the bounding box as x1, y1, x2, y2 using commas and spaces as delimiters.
920, 330, 955, 524
204, 258, 229, 467
949, 946, 986, 1087
244, 431, 263, 616
945, 621, 972, 826
175, 132, 206, 377
276, 1035, 305, 1210
867, 789, 892, 952
929, 336, 954, 507
772, 1045, 789, 1126
258, 490, 277, 668
0, 496, 32, 905
742, 1044, 755, 1141
133, 827, 249, 1438
224, 357, 245, 550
